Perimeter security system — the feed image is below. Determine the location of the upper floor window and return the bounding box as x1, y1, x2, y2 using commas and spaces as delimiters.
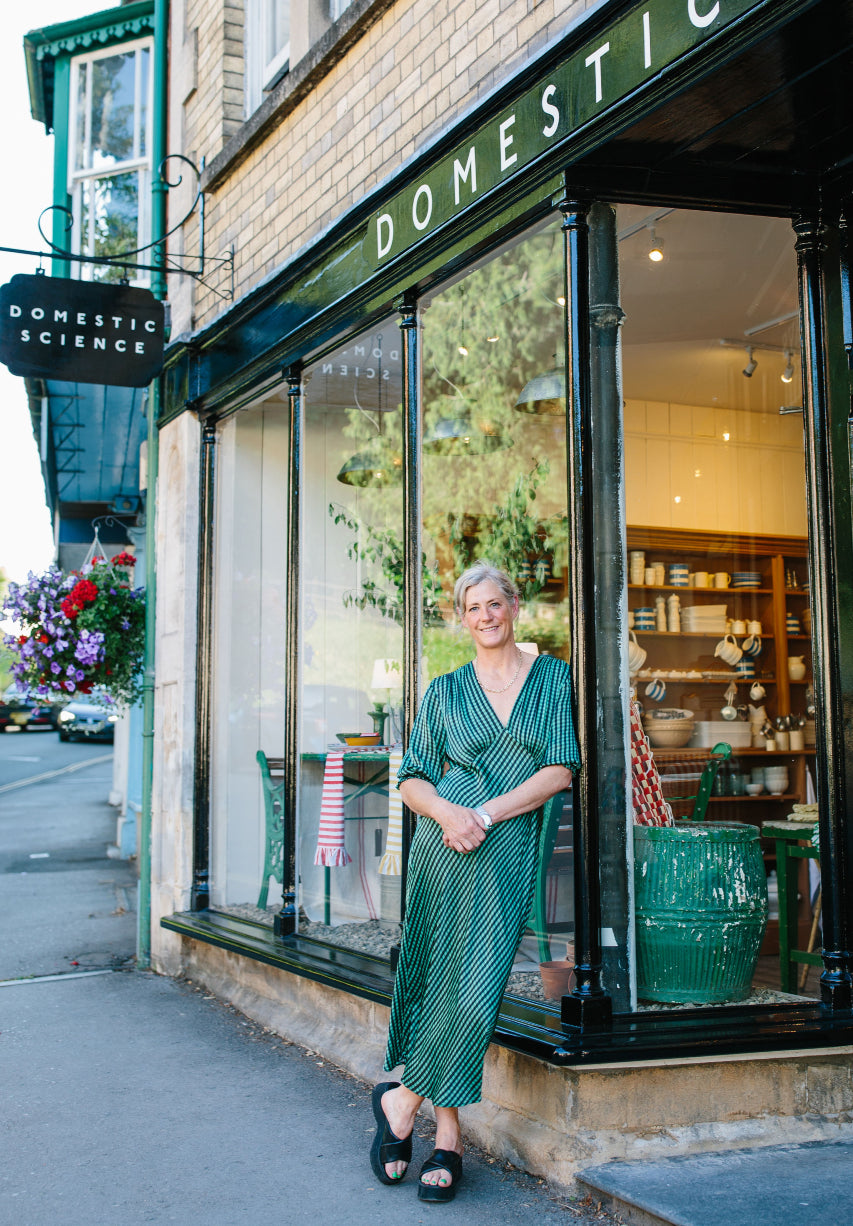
245, 0, 290, 116
69, 39, 153, 284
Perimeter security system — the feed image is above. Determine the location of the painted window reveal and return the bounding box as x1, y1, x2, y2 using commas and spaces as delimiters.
244, 0, 290, 116
68, 39, 153, 285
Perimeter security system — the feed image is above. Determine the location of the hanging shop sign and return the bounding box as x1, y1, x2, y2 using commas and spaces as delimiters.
0, 274, 165, 388
370, 0, 756, 266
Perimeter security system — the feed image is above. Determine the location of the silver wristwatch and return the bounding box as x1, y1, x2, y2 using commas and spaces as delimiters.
474, 805, 494, 831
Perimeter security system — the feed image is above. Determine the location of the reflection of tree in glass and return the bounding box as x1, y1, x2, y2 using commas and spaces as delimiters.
90, 54, 137, 165
83, 174, 140, 282
422, 222, 567, 594
328, 503, 444, 626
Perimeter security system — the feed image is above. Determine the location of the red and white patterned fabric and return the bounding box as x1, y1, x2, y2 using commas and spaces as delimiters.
314, 750, 352, 867
630, 700, 674, 827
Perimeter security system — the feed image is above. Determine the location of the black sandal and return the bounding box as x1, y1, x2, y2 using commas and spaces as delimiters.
369, 1081, 413, 1185
417, 1148, 464, 1203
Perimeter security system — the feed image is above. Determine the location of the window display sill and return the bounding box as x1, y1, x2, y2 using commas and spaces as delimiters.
162, 910, 853, 1065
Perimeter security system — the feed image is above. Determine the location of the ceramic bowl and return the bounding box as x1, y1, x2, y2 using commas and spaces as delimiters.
645, 723, 694, 748
336, 733, 381, 746
746, 782, 764, 796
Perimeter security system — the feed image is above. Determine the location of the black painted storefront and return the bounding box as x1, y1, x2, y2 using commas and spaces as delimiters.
162, 0, 853, 1063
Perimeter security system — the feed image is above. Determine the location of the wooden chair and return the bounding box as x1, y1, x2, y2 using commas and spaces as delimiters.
654, 742, 733, 822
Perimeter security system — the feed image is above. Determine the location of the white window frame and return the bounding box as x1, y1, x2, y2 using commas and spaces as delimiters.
67, 37, 154, 285
245, 0, 291, 117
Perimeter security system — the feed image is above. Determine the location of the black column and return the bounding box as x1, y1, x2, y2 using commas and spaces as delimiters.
396, 292, 421, 939
191, 417, 216, 909
559, 194, 612, 1033
275, 364, 303, 938
794, 214, 853, 1010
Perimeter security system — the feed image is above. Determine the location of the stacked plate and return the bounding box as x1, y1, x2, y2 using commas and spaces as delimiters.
732, 571, 762, 588
681, 603, 728, 634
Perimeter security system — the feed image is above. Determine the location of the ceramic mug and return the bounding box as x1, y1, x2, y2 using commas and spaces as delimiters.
714, 572, 731, 588
735, 659, 756, 677
645, 678, 666, 701
628, 630, 647, 673
731, 619, 747, 635
749, 681, 767, 702
747, 620, 762, 636
644, 567, 656, 585
788, 655, 806, 681
742, 635, 762, 658
653, 563, 666, 585
714, 634, 743, 666
692, 571, 710, 588
669, 564, 689, 586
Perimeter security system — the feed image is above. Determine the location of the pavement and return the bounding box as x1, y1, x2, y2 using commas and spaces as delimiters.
0, 736, 618, 1226
4, 734, 851, 1226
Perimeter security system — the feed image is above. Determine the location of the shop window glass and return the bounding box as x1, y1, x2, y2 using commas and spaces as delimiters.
298, 321, 404, 955
420, 219, 576, 1005
208, 396, 288, 922
69, 41, 152, 284
616, 206, 817, 1007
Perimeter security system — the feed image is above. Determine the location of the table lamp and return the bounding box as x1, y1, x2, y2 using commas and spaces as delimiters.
370, 658, 402, 743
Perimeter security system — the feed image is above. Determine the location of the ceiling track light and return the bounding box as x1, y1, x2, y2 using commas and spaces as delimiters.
647, 227, 664, 262
781, 349, 795, 383
742, 346, 758, 378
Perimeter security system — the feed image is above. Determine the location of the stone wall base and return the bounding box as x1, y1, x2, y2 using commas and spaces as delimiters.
171, 936, 853, 1191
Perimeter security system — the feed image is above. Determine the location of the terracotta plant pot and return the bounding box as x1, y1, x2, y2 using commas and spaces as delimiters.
539, 960, 574, 1000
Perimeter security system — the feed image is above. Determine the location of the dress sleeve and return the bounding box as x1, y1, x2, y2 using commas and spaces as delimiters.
542, 664, 581, 772
397, 677, 447, 788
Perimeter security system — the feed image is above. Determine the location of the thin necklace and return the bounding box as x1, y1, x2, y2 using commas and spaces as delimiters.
474, 649, 524, 694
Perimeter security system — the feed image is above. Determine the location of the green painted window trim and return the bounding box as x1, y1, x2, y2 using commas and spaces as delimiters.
25, 0, 154, 132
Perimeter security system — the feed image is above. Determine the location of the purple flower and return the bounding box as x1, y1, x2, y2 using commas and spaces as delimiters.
74, 629, 105, 667
64, 680, 75, 693
50, 662, 61, 674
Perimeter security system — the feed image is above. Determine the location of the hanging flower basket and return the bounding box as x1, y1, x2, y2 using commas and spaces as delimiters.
2, 551, 145, 708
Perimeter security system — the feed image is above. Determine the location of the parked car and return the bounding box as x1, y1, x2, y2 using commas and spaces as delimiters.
57, 695, 118, 743
0, 684, 64, 732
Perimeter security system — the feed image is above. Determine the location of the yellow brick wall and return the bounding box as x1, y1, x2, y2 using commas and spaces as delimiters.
172, 0, 593, 332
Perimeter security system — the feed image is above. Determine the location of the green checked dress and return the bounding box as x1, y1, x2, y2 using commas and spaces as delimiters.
385, 653, 580, 1107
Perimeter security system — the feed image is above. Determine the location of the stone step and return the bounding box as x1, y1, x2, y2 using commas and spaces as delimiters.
577, 1138, 853, 1226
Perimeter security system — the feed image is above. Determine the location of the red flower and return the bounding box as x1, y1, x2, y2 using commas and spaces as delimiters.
112, 551, 137, 569
39, 635, 49, 644
62, 578, 99, 619
18, 635, 27, 644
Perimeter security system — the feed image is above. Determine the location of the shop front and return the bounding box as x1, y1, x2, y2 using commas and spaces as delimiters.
157, 0, 853, 1179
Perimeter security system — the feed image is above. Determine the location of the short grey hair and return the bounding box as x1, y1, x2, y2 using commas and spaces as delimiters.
454, 561, 519, 616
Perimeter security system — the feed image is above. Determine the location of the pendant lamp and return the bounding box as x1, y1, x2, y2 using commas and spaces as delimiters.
515, 368, 566, 416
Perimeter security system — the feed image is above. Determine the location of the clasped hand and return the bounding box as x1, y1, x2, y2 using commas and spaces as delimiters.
437, 802, 488, 854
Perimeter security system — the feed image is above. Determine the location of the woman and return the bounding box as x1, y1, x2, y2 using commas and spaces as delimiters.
369, 561, 580, 1203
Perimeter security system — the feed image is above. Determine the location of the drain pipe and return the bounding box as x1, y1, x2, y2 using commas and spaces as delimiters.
138, 0, 169, 967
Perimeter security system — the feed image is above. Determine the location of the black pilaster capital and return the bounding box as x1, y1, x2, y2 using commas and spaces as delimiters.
395, 291, 418, 328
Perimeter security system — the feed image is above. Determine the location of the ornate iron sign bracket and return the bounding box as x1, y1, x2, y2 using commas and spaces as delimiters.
0, 156, 234, 302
